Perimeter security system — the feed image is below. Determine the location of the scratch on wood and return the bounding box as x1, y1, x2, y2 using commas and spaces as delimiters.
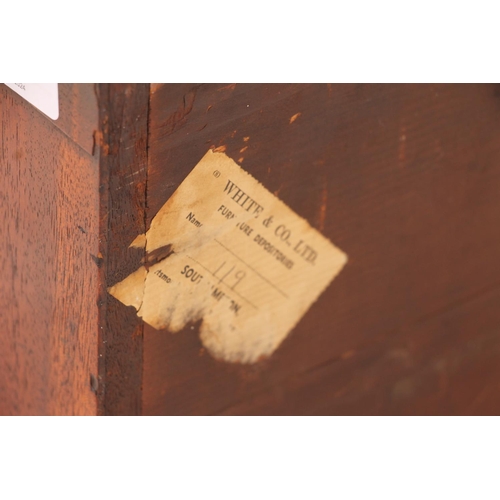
218, 84, 237, 92
341, 350, 356, 359
399, 124, 407, 167
90, 253, 104, 267
161, 86, 200, 136
318, 177, 328, 231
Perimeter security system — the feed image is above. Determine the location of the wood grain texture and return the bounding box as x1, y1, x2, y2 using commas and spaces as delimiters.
3, 84, 98, 155
0, 84, 99, 415
96, 84, 149, 416
57, 84, 99, 155
140, 83, 500, 415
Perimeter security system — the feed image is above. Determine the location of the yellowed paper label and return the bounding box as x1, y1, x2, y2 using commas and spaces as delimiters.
108, 150, 347, 363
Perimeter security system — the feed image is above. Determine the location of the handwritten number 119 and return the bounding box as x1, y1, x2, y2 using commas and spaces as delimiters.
214, 261, 246, 290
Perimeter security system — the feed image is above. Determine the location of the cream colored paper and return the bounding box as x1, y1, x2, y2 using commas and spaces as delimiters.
109, 150, 347, 363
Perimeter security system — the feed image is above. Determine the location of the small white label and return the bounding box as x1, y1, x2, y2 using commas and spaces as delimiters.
5, 83, 59, 120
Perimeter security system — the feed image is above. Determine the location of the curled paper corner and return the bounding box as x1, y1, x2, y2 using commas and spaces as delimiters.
130, 233, 146, 249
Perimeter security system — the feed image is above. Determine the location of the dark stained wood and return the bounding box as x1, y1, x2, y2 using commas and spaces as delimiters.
96, 84, 149, 416
140, 83, 500, 415
0, 84, 99, 415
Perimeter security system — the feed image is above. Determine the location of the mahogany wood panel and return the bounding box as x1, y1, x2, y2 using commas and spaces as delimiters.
139, 84, 500, 415
0, 84, 99, 415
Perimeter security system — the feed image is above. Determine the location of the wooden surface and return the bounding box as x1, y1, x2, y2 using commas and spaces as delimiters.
97, 84, 149, 415
0, 84, 100, 415
3, 83, 500, 415
57, 84, 99, 156
137, 84, 500, 415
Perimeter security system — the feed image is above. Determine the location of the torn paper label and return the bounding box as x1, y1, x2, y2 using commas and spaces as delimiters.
108, 150, 348, 363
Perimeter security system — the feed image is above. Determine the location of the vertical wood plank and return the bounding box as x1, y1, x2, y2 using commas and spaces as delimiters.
0, 84, 99, 415
97, 84, 149, 415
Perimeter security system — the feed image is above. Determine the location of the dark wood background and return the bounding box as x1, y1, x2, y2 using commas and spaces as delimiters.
3, 83, 500, 415
138, 84, 500, 415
